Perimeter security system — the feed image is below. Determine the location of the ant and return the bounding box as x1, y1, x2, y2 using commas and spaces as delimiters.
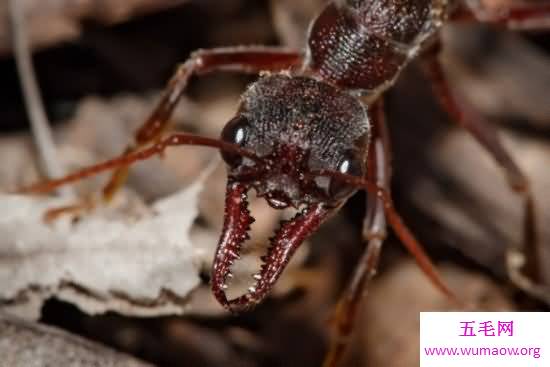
18, 0, 550, 366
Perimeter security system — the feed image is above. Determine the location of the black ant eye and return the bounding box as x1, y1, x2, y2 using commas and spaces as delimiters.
328, 154, 363, 200
221, 115, 249, 166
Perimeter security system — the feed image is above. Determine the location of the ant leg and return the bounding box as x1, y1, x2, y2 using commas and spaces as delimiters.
102, 46, 303, 202
322, 101, 457, 367
322, 100, 389, 367
456, 0, 550, 30
422, 52, 540, 282
29, 47, 301, 217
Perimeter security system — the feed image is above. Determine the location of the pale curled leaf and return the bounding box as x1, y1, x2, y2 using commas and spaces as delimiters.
0, 175, 208, 319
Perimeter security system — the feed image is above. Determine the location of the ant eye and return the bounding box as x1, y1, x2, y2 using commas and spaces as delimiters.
221, 115, 249, 166
328, 154, 363, 200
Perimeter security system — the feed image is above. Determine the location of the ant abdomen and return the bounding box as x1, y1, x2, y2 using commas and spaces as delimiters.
307, 0, 447, 93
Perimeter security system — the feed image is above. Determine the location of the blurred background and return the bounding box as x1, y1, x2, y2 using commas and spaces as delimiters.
1, 0, 550, 366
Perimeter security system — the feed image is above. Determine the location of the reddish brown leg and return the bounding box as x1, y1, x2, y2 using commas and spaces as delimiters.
101, 46, 303, 202
422, 52, 540, 282
322, 100, 389, 367
322, 101, 457, 367
457, 0, 550, 29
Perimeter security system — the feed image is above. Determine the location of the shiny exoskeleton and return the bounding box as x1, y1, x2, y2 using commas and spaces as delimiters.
212, 0, 458, 312
19, 0, 549, 365
308, 0, 449, 93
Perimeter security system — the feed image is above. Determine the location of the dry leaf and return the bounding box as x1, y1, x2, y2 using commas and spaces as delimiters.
0, 168, 211, 319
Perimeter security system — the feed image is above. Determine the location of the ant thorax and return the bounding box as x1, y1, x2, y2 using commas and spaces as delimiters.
307, 0, 450, 97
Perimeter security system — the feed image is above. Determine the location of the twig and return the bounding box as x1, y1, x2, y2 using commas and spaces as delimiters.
9, 0, 73, 198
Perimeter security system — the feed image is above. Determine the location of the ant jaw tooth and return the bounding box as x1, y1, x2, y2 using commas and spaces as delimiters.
222, 284, 229, 290
252, 274, 262, 280
227, 249, 240, 260
248, 286, 257, 293
226, 273, 234, 279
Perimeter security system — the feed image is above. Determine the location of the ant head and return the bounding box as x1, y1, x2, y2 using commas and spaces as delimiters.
220, 73, 371, 209
212, 74, 371, 311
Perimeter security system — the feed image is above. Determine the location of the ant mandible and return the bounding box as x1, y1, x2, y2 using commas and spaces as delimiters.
19, 0, 550, 366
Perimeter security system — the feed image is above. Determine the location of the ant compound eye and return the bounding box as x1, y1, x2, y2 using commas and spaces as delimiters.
222, 116, 247, 145
221, 115, 249, 166
328, 154, 363, 200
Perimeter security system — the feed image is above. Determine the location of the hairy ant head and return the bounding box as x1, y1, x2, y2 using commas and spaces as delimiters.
222, 73, 371, 208
212, 73, 371, 311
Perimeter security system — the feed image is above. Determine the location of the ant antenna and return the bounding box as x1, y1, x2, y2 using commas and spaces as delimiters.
16, 133, 261, 195
311, 169, 460, 305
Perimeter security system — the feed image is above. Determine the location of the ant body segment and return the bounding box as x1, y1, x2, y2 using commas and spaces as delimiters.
18, 0, 550, 365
